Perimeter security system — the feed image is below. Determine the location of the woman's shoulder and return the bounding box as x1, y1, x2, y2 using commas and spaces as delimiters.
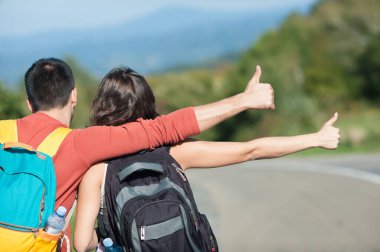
82, 162, 106, 185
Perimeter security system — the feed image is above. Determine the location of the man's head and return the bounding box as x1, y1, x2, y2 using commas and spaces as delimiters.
25, 58, 75, 112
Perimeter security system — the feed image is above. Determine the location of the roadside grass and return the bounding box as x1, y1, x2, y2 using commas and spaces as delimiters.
295, 108, 380, 156
68, 108, 380, 252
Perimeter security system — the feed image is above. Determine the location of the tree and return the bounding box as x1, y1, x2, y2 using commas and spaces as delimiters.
64, 56, 99, 128
0, 82, 25, 119
357, 35, 380, 104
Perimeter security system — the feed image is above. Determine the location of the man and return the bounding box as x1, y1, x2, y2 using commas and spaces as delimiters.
0, 58, 274, 250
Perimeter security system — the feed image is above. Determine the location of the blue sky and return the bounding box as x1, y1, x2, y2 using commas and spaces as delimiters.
0, 0, 317, 37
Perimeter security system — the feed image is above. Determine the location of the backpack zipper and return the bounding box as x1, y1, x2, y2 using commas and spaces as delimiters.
0, 221, 38, 235
132, 201, 201, 251
140, 226, 146, 241
171, 162, 202, 232
131, 198, 197, 242
173, 163, 187, 181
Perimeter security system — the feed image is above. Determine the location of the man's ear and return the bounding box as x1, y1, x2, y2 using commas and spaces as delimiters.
71, 87, 77, 108
26, 99, 34, 113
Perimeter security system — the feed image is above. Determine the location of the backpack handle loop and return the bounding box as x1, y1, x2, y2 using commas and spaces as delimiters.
3, 142, 46, 160
3, 142, 34, 151
118, 162, 163, 181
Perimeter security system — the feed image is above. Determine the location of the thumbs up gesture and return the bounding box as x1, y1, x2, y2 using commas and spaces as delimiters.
242, 66, 275, 110
317, 112, 341, 149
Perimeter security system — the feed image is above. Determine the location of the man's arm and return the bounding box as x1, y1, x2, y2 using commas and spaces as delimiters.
194, 66, 274, 131
75, 107, 199, 166
75, 66, 274, 166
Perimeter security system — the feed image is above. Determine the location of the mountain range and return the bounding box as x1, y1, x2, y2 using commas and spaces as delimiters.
0, 5, 312, 86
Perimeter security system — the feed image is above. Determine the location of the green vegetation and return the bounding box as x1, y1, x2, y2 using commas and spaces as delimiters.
1, 0, 379, 154
0, 82, 25, 119
64, 57, 98, 128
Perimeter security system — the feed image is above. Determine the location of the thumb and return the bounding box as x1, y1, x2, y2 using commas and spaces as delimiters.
324, 112, 339, 126
250, 65, 261, 84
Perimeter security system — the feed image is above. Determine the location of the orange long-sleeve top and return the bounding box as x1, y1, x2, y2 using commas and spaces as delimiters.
15, 107, 199, 213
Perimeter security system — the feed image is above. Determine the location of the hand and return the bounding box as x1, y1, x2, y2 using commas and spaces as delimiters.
242, 65, 275, 110
316, 112, 341, 149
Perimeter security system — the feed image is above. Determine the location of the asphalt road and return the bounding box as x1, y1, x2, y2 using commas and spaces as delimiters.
186, 153, 380, 252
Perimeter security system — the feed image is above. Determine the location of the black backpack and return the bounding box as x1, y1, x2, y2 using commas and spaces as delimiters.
97, 146, 218, 252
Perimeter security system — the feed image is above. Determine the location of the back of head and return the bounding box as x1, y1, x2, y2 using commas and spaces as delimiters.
25, 58, 75, 112
90, 66, 159, 126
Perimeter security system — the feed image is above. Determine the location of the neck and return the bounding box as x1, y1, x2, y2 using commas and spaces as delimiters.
39, 108, 71, 127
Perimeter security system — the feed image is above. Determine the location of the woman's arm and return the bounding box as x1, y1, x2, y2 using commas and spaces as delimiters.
171, 113, 340, 170
74, 163, 105, 252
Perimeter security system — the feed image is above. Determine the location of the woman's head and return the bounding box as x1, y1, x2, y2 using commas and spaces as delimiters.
90, 66, 159, 126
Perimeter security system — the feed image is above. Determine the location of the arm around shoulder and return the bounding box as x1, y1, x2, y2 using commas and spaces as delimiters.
74, 107, 200, 166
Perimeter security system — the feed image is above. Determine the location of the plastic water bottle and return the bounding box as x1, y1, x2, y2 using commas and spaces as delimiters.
44, 206, 66, 234
103, 238, 122, 252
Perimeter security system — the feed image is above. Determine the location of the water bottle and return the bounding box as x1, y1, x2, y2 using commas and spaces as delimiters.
103, 238, 122, 252
44, 206, 66, 234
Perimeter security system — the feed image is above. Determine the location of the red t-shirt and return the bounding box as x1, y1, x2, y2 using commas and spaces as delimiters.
13, 107, 199, 250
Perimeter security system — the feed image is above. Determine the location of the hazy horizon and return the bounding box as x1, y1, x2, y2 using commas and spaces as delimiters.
0, 0, 317, 37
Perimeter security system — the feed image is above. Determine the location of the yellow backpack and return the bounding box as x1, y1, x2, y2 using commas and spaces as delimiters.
0, 120, 72, 252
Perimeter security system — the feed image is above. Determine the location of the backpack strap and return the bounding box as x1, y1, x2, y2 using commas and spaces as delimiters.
37, 127, 72, 252
97, 210, 111, 241
58, 196, 77, 252
0, 120, 71, 157
0, 120, 18, 143
37, 127, 72, 157
97, 163, 111, 241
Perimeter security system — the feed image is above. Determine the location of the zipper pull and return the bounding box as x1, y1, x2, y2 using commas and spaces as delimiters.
176, 167, 187, 181
173, 163, 187, 181
140, 226, 146, 241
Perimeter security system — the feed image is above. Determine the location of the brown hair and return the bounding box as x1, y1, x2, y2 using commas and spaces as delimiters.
90, 67, 159, 126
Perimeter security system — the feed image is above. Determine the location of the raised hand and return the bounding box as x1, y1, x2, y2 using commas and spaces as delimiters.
242, 65, 275, 110
317, 112, 341, 149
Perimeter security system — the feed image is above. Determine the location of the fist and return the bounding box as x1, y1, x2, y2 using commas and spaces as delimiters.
243, 66, 275, 110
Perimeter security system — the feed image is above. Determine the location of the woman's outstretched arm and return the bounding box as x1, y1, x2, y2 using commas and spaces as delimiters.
171, 113, 340, 170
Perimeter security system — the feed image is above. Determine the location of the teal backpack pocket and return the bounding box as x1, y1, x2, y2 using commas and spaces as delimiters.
0, 144, 56, 231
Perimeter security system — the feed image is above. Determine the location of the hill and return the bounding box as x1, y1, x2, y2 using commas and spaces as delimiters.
1, 0, 379, 153
149, 0, 380, 151
0, 6, 303, 86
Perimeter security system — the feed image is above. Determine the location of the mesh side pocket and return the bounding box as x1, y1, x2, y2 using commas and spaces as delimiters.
198, 214, 218, 252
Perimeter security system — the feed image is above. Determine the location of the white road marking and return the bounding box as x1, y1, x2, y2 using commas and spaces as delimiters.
252, 161, 380, 186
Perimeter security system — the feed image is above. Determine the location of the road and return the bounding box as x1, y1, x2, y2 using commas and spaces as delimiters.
186, 153, 380, 252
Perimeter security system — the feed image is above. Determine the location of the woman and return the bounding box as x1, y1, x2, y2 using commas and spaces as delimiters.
74, 67, 340, 251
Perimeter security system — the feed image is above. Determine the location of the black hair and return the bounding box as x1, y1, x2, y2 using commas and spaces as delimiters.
25, 58, 75, 112
90, 66, 159, 126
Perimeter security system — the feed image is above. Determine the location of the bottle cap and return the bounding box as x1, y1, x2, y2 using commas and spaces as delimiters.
56, 206, 67, 217
103, 238, 113, 247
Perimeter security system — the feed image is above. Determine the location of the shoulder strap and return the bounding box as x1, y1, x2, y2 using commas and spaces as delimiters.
0, 120, 18, 143
61, 198, 76, 252
0, 120, 71, 157
37, 127, 72, 157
